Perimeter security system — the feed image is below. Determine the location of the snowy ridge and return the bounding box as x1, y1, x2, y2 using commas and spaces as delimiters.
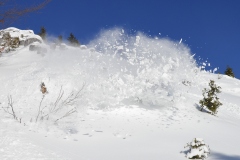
0, 28, 240, 160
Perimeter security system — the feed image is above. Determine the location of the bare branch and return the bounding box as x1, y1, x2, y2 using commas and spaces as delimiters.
1, 95, 21, 123
52, 86, 64, 112
8, 95, 16, 119
0, 0, 52, 25
62, 82, 86, 106
35, 95, 45, 122
55, 108, 77, 122
0, 0, 10, 6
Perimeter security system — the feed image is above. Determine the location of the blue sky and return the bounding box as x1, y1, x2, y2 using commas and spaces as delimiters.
13, 0, 240, 78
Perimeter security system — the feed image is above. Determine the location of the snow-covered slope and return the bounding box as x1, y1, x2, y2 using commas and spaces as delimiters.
0, 28, 240, 160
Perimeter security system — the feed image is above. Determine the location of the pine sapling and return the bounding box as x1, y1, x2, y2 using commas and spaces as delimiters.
185, 138, 210, 159
38, 27, 47, 40
224, 65, 235, 78
67, 33, 80, 47
199, 80, 222, 115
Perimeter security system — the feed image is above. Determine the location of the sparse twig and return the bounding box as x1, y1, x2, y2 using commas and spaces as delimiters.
54, 108, 77, 122
62, 83, 85, 106
53, 86, 64, 109
53, 83, 85, 114
35, 95, 45, 122
1, 95, 21, 123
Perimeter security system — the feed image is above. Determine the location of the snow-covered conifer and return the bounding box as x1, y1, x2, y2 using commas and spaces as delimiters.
199, 80, 222, 115
58, 35, 63, 44
185, 138, 210, 159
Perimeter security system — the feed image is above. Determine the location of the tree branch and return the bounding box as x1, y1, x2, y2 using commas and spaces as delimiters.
0, 0, 51, 25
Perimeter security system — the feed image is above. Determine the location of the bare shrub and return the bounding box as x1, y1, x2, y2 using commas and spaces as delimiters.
1, 95, 21, 123
35, 83, 85, 122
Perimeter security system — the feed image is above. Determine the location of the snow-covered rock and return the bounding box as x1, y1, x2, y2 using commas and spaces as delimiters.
0, 27, 43, 53
29, 42, 47, 54
80, 45, 87, 49
59, 43, 68, 50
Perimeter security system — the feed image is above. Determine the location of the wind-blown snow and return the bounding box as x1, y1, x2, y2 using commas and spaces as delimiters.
0, 28, 240, 160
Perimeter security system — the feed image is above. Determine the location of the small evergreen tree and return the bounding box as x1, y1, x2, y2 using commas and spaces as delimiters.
224, 65, 234, 78
58, 35, 63, 43
199, 80, 222, 115
38, 27, 47, 40
67, 33, 80, 47
185, 138, 210, 159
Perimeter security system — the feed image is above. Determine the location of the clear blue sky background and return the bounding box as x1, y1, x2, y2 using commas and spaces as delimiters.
13, 0, 240, 78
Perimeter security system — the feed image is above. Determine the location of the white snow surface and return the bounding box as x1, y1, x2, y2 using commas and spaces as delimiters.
0, 28, 240, 160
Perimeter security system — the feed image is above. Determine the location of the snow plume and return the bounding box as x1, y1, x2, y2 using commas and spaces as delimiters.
84, 28, 201, 109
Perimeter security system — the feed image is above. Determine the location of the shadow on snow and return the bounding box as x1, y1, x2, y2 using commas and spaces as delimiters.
210, 152, 240, 160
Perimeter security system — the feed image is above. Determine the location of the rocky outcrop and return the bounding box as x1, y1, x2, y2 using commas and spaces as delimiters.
0, 27, 43, 53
